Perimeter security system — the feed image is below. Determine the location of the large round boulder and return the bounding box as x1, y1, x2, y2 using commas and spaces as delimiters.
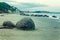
2, 21, 15, 29
16, 17, 35, 30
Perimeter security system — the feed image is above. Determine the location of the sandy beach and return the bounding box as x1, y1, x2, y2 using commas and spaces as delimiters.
0, 14, 60, 40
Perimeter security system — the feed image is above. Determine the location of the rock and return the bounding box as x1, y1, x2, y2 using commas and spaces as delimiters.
31, 14, 34, 16
2, 21, 15, 29
52, 15, 57, 18
39, 15, 43, 17
16, 17, 35, 30
34, 15, 44, 17
24, 14, 29, 16
43, 15, 49, 17
20, 13, 25, 15
34, 15, 38, 17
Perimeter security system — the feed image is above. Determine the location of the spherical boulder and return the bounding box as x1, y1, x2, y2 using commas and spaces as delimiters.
2, 21, 15, 29
16, 17, 35, 30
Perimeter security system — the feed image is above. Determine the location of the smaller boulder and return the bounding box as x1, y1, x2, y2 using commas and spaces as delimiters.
16, 17, 35, 30
2, 21, 15, 29
52, 15, 57, 18
25, 14, 29, 16
31, 14, 34, 16
43, 15, 49, 17
39, 15, 43, 17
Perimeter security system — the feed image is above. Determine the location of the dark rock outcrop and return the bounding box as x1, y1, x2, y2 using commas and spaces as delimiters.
16, 17, 35, 30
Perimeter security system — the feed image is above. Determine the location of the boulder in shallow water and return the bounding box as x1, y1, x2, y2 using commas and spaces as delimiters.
24, 14, 29, 16
16, 17, 35, 30
2, 21, 15, 29
43, 15, 49, 17
52, 15, 57, 18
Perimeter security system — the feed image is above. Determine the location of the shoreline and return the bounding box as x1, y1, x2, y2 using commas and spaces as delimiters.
0, 14, 60, 40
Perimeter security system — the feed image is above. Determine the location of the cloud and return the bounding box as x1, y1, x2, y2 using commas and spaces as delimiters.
0, 0, 60, 6
10, 3, 47, 11
8, 2, 47, 7
0, 0, 14, 2
18, 3, 40, 8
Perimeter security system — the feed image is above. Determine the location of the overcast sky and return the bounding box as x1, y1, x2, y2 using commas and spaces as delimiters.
0, 0, 60, 6
0, 0, 60, 12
